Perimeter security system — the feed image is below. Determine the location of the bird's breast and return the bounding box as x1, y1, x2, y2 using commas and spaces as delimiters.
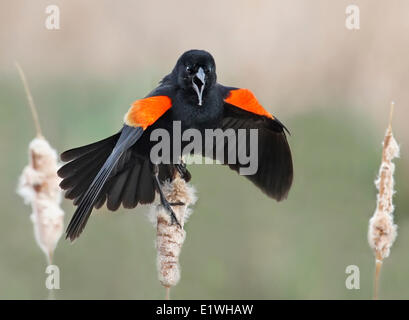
171, 91, 224, 130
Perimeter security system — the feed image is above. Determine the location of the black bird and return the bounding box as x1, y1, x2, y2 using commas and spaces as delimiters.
58, 49, 293, 241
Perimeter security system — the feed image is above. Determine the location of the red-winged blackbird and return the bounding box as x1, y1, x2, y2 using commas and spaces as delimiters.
58, 50, 293, 241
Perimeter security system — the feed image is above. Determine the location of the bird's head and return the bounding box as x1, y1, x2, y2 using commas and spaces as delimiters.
174, 50, 217, 106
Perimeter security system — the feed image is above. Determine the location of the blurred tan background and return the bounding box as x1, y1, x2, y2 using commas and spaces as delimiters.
0, 0, 408, 299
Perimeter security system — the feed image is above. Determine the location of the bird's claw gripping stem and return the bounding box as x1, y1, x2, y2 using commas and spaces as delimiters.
162, 200, 182, 228
175, 161, 188, 180
153, 165, 183, 228
170, 201, 185, 206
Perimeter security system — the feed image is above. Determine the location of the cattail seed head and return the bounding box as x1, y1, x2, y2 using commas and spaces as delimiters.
17, 137, 64, 264
149, 175, 197, 290
15, 63, 64, 265
368, 125, 399, 260
368, 102, 399, 299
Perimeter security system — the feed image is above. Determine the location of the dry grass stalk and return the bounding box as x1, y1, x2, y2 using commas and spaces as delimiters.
15, 63, 64, 265
368, 102, 399, 299
149, 173, 197, 299
15, 62, 43, 138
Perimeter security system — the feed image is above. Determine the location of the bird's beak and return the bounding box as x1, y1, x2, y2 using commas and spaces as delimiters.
192, 67, 205, 106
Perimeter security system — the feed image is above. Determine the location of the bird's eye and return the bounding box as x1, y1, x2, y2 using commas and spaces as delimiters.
186, 66, 193, 74
204, 67, 211, 74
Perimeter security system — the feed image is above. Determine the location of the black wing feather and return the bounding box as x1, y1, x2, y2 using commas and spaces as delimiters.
59, 84, 188, 241
217, 98, 293, 201
60, 133, 121, 162
64, 126, 143, 241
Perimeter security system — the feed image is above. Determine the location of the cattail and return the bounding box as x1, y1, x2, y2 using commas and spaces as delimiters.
15, 62, 64, 265
368, 102, 399, 299
149, 173, 197, 300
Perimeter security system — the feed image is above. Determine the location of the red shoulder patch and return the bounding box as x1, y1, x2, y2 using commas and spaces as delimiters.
224, 89, 274, 120
124, 96, 172, 129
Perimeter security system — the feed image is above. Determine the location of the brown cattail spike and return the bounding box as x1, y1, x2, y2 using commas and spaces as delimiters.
368, 102, 399, 299
18, 138, 64, 265
16, 64, 64, 265
149, 173, 197, 299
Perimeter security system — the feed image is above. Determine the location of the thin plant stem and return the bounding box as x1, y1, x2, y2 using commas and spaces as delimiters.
388, 101, 395, 129
374, 256, 382, 300
47, 289, 56, 300
15, 61, 43, 137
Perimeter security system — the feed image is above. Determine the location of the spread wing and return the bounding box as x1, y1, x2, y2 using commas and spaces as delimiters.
59, 87, 173, 241
213, 85, 293, 201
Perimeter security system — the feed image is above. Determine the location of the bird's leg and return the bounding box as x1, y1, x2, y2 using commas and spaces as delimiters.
175, 160, 188, 180
170, 163, 186, 206
171, 159, 189, 206
152, 165, 182, 228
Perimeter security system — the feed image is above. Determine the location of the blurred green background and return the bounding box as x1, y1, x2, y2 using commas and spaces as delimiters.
0, 0, 408, 299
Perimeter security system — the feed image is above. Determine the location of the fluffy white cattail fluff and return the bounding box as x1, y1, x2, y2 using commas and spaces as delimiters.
368, 102, 399, 299
148, 174, 197, 299
17, 137, 64, 264
15, 62, 64, 265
